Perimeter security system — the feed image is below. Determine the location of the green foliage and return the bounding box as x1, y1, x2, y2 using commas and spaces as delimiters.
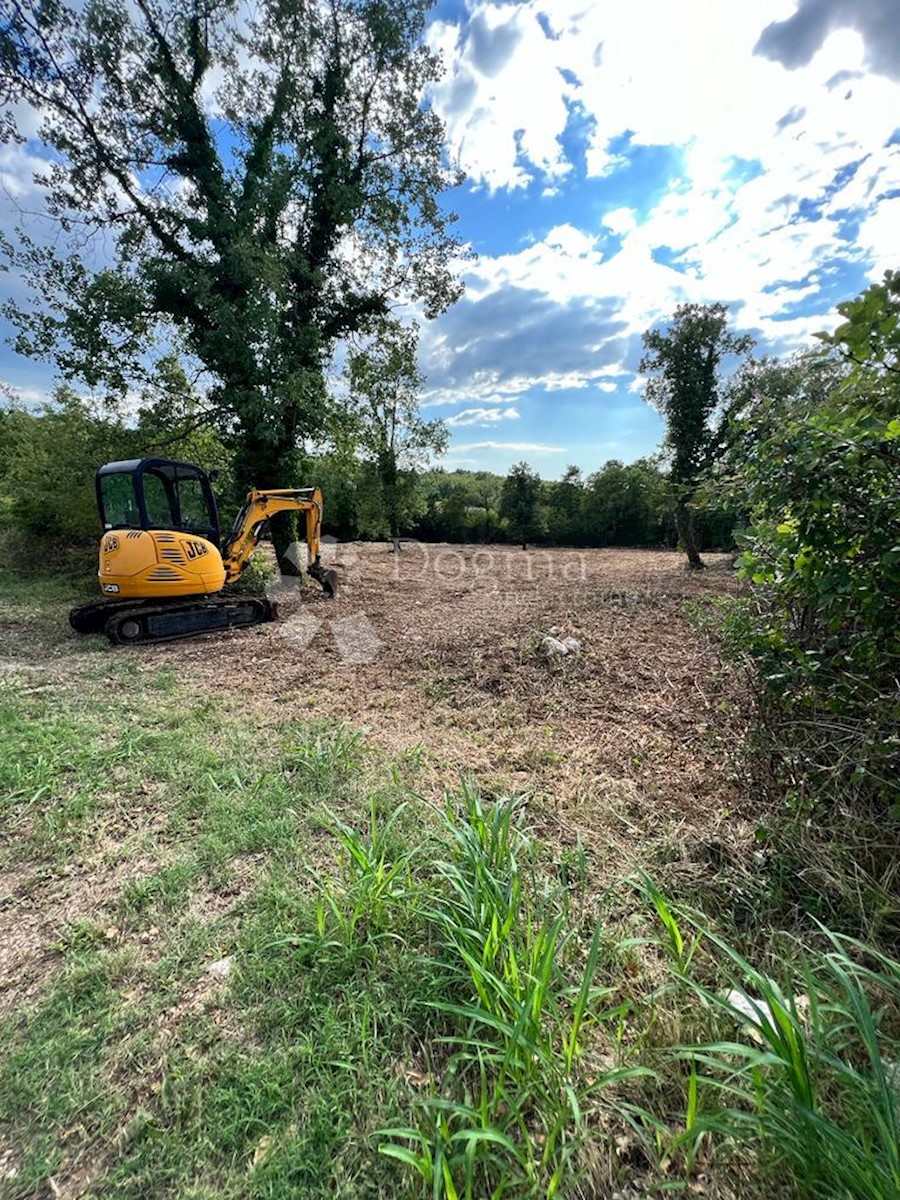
641, 303, 754, 565
500, 461, 543, 548
229, 548, 277, 595
737, 403, 898, 672
346, 319, 448, 543
0, 389, 721, 567
1, 0, 463, 568
0, 388, 138, 545
722, 283, 900, 812
823, 268, 900, 375
416, 469, 504, 543
641, 303, 755, 485
0, 386, 232, 572
580, 457, 673, 547
412, 458, 714, 549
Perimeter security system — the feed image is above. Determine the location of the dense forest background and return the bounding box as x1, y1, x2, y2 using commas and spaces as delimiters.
0, 392, 730, 555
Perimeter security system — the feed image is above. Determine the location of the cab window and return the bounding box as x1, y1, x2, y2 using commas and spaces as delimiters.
177, 474, 212, 534
143, 471, 177, 528
100, 473, 141, 529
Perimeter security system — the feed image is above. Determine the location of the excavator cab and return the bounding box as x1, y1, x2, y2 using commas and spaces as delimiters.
96, 459, 221, 544
70, 456, 337, 645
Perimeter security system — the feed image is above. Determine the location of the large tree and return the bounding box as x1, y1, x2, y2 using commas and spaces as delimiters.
640, 303, 753, 567
0, 0, 463, 568
346, 318, 447, 550
500, 461, 542, 550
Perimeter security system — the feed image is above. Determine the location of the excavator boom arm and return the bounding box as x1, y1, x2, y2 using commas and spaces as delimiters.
221, 487, 329, 587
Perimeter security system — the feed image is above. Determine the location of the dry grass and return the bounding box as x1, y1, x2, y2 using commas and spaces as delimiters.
0, 543, 753, 943
134, 544, 752, 868
2, 543, 754, 883
0, 546, 782, 1200
0, 544, 755, 1025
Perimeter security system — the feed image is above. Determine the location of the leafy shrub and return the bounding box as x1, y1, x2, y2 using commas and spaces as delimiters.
721, 279, 900, 814
228, 548, 277, 594
0, 385, 232, 558
0, 389, 140, 545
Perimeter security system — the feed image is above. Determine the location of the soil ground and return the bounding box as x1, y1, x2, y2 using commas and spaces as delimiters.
157, 543, 748, 849
2, 542, 750, 892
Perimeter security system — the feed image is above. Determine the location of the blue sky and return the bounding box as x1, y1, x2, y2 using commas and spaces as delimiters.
416, 0, 900, 476
1, 0, 899, 479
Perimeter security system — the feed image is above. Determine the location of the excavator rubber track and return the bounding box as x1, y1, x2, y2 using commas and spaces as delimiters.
70, 596, 276, 645
70, 598, 150, 635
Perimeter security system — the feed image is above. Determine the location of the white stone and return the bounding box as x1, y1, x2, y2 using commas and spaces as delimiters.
725, 988, 765, 1022
542, 636, 570, 656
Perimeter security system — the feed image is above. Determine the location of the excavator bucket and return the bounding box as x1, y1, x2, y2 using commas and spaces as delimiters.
321, 568, 338, 598
308, 562, 338, 598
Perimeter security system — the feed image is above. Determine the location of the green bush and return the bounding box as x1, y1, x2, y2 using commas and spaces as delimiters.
0, 387, 234, 568
0, 389, 140, 545
721, 280, 900, 815
229, 548, 277, 594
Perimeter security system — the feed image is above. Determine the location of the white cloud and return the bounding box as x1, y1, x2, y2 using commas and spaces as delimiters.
422, 379, 536, 407
0, 143, 52, 203
446, 405, 520, 426
453, 440, 566, 453
427, 6, 574, 192
602, 208, 638, 236
421, 0, 900, 409
0, 380, 52, 408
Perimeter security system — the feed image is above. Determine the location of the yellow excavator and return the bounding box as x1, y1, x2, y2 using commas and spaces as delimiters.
69, 457, 338, 645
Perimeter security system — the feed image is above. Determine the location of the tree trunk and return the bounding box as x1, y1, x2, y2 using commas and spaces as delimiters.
232, 429, 304, 576
382, 453, 401, 553
675, 497, 704, 569
390, 508, 401, 553
270, 510, 302, 576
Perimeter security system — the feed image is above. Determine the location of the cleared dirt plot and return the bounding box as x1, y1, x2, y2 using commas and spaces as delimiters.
145, 545, 750, 874
3, 546, 749, 977
0, 545, 758, 1200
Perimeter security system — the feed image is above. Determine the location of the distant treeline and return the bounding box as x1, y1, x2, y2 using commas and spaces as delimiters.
0, 392, 735, 563
318, 457, 735, 550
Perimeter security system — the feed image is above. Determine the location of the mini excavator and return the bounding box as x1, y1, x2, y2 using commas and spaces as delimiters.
69, 457, 338, 645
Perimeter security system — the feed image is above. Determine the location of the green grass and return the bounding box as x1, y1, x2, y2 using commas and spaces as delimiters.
0, 670, 425, 1198
378, 784, 654, 1199
0, 664, 655, 1199
2, 624, 899, 1199
636, 881, 900, 1200
0, 562, 86, 605
0, 951, 142, 1191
